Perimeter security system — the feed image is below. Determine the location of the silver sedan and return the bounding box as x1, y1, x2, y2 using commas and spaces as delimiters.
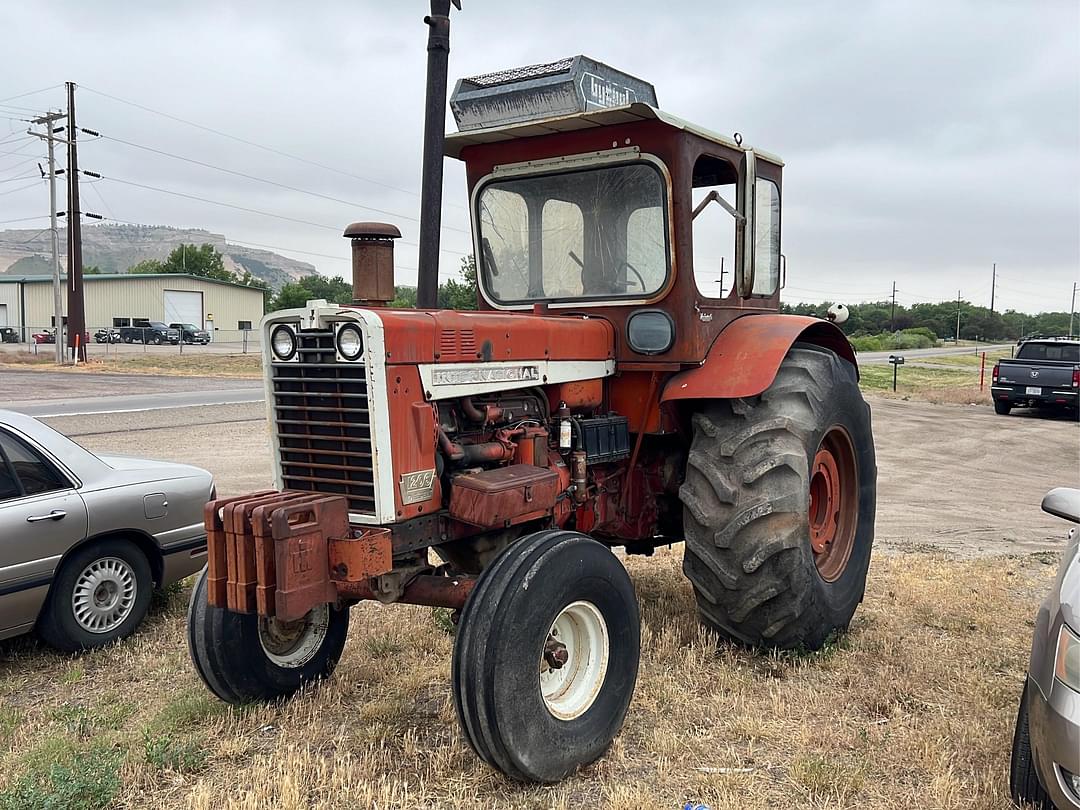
1012, 487, 1080, 809
0, 409, 211, 651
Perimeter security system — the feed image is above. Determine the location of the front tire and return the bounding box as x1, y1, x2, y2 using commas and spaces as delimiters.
187, 567, 349, 704
453, 530, 640, 783
1010, 682, 1053, 809
37, 539, 153, 652
680, 344, 877, 650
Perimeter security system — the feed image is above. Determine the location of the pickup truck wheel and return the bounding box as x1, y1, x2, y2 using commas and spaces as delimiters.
994, 400, 1012, 415
122, 335, 132, 344
37, 539, 153, 652
452, 530, 640, 783
186, 567, 349, 704
1010, 682, 1053, 809
680, 344, 877, 650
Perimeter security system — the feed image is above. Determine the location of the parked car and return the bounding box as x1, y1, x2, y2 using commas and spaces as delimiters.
0, 328, 19, 344
169, 322, 211, 345
0, 409, 211, 651
1011, 487, 1080, 809
94, 327, 122, 344
993, 338, 1080, 419
30, 329, 90, 347
119, 321, 180, 345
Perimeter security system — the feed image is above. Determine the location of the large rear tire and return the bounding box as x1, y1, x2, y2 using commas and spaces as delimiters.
452, 530, 640, 783
994, 400, 1012, 415
187, 567, 349, 704
679, 344, 876, 650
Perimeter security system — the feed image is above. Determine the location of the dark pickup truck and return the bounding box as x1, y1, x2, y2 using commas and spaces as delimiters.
169, 322, 211, 345
992, 338, 1079, 418
119, 321, 181, 345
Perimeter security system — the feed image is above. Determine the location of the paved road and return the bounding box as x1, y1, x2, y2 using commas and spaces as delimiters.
859, 343, 1012, 365
0, 369, 263, 416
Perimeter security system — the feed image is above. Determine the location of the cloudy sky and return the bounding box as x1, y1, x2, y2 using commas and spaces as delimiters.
1, 1, 1076, 314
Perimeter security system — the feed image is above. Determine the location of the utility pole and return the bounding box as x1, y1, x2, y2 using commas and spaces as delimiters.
990, 263, 996, 313
1071, 282, 1077, 336
65, 82, 86, 362
955, 289, 962, 342
890, 280, 896, 331
29, 111, 66, 365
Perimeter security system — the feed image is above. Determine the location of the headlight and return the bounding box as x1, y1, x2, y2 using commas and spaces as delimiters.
270, 325, 297, 361
1055, 624, 1080, 693
336, 324, 363, 361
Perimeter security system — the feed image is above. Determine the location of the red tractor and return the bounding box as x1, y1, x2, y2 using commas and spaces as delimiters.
188, 5, 875, 784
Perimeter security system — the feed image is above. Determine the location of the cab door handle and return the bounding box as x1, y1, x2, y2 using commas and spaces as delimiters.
26, 510, 66, 523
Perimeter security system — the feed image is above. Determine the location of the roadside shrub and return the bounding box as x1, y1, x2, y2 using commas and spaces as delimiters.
849, 331, 936, 352
0, 744, 120, 810
143, 732, 207, 773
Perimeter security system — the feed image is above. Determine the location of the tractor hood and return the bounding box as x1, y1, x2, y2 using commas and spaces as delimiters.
370, 308, 615, 366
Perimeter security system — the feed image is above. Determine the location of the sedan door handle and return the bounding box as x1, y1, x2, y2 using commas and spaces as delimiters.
26, 510, 66, 523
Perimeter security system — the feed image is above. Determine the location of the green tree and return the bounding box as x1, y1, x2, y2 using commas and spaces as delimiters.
161, 243, 232, 282
127, 258, 163, 274
269, 274, 352, 311
390, 286, 417, 308
437, 255, 478, 310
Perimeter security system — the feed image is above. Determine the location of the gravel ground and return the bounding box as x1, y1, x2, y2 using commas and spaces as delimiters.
37, 394, 1080, 558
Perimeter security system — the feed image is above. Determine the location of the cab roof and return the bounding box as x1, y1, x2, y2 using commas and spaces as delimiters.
444, 102, 784, 166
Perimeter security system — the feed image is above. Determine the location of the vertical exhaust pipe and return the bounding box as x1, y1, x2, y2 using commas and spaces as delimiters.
416, 0, 461, 309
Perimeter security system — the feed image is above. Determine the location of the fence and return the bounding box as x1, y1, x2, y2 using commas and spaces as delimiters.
1, 326, 263, 357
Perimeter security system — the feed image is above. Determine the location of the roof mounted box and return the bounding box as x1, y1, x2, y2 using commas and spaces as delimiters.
450, 55, 658, 132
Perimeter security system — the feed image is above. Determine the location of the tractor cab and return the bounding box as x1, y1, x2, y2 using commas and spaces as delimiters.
445, 56, 785, 363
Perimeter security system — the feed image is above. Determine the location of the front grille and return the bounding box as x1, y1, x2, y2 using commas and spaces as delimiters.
270, 327, 375, 516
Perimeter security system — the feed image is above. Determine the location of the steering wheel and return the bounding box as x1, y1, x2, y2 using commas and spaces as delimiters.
568, 251, 648, 293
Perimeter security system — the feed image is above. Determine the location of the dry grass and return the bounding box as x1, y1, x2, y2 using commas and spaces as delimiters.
0, 548, 1055, 809
859, 364, 992, 405
0, 353, 262, 378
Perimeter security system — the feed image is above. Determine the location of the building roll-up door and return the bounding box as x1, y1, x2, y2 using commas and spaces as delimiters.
162, 290, 203, 327
0, 304, 7, 327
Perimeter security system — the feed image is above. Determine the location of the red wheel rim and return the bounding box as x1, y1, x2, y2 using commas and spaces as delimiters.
808, 427, 858, 582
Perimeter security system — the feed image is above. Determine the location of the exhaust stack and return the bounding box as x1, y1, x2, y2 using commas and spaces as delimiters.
416, 0, 461, 309
344, 222, 401, 306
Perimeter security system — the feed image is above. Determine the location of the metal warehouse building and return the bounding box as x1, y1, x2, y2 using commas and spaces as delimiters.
0, 273, 266, 340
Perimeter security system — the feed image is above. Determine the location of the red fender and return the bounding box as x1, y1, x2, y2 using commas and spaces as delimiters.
661, 314, 857, 402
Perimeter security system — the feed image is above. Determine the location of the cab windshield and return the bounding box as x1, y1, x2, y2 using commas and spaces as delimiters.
476, 162, 669, 305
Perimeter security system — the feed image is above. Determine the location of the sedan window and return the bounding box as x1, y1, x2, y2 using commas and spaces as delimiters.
0, 455, 18, 501
0, 431, 68, 497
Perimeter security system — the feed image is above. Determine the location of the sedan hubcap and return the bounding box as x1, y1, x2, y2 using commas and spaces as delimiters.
72, 557, 137, 634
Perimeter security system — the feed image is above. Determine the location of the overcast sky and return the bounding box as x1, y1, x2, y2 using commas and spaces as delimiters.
1, 1, 1076, 314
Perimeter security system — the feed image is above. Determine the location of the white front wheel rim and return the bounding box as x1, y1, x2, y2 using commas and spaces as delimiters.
258, 605, 330, 669
539, 600, 610, 720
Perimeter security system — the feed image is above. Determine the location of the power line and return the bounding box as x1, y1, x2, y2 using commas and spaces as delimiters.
0, 215, 48, 225
81, 84, 466, 209
101, 174, 345, 232
95, 130, 468, 233
97, 172, 469, 257
0, 85, 63, 106
0, 179, 42, 197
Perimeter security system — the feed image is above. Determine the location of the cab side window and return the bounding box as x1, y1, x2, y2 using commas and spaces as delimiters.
0, 431, 67, 498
